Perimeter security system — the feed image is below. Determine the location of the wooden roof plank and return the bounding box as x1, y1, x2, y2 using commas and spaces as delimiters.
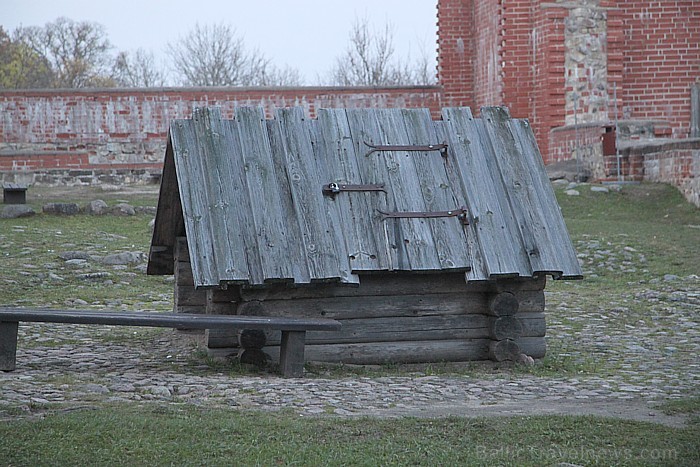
265, 118, 313, 284
400, 107, 472, 272
273, 107, 358, 284
314, 109, 390, 271
373, 108, 441, 270
480, 106, 552, 275
433, 120, 490, 281
169, 116, 219, 287
190, 107, 253, 285
441, 107, 531, 279
233, 107, 299, 283
344, 108, 402, 269
508, 117, 583, 279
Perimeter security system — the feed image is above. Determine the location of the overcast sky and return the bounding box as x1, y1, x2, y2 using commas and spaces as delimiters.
3, 0, 438, 84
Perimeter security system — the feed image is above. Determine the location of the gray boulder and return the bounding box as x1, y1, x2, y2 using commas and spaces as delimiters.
1, 205, 35, 218
58, 251, 92, 261
43, 202, 80, 215
100, 251, 145, 265
545, 159, 591, 182
110, 203, 136, 216
85, 199, 109, 215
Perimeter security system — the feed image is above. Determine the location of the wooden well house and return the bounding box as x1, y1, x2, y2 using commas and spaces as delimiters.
147, 106, 582, 365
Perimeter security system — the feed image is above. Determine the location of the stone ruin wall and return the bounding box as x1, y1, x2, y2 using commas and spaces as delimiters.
0, 86, 442, 186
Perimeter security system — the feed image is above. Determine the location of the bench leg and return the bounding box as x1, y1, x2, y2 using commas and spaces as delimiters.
279, 330, 306, 378
0, 321, 19, 372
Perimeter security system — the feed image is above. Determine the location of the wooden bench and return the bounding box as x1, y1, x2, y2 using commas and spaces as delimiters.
2, 183, 28, 204
0, 308, 341, 377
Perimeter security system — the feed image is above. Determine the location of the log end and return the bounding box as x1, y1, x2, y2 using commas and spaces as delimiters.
488, 291, 520, 316
489, 339, 521, 362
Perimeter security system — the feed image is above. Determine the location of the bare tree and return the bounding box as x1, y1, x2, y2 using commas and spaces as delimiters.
327, 17, 436, 86
257, 64, 303, 87
16, 17, 113, 88
113, 48, 166, 87
167, 23, 300, 87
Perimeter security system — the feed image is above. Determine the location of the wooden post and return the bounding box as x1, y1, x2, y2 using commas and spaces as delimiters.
0, 321, 19, 371
279, 331, 306, 377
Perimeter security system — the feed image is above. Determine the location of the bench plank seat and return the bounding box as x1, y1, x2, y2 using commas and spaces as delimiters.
0, 307, 341, 377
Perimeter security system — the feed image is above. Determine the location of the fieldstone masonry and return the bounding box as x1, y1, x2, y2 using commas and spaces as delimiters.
564, 0, 609, 125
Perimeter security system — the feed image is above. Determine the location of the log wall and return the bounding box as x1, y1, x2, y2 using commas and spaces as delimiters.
173, 237, 207, 314
173, 242, 547, 364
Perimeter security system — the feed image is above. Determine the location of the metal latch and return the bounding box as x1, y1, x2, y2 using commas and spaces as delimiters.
378, 207, 469, 225
364, 142, 448, 157
322, 183, 387, 197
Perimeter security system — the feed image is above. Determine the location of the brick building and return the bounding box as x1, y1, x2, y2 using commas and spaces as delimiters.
1, 0, 699, 203
437, 0, 699, 204
438, 0, 699, 150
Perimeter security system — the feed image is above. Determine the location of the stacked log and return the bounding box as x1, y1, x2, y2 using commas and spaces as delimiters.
203, 287, 240, 349
220, 274, 547, 365
171, 236, 548, 364
487, 290, 543, 362
238, 329, 268, 365
173, 237, 207, 314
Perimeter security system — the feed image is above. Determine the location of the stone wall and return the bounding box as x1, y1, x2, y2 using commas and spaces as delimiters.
622, 139, 700, 207
0, 86, 442, 186
549, 122, 606, 177
564, 0, 609, 125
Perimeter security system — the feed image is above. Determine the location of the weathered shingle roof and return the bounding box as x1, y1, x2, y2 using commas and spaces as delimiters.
148, 106, 582, 287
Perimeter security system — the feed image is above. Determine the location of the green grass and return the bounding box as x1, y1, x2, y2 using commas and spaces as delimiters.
1, 206, 172, 309
658, 397, 700, 417
0, 404, 697, 466
555, 183, 700, 281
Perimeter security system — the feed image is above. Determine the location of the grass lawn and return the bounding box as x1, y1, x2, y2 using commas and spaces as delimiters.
0, 404, 697, 466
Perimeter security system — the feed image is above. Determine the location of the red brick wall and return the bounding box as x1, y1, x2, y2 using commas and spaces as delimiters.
0, 86, 442, 171
437, 0, 475, 107
500, 0, 536, 120
439, 0, 699, 156
1, 86, 443, 143
473, 0, 503, 107
618, 1, 700, 137
531, 4, 568, 162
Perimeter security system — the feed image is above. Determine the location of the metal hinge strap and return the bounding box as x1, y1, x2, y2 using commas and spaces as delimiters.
378, 207, 469, 225
364, 142, 448, 157
322, 183, 387, 197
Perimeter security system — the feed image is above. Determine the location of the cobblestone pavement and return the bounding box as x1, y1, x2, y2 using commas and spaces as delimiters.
2, 273, 698, 428
3, 186, 699, 427
2, 230, 699, 426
